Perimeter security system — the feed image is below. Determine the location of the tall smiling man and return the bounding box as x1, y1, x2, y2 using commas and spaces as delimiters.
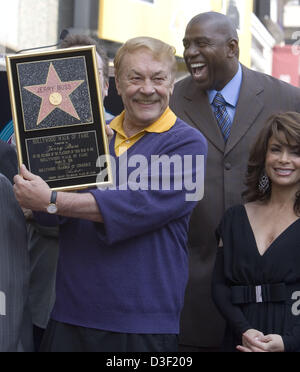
170, 12, 300, 351
13, 37, 207, 352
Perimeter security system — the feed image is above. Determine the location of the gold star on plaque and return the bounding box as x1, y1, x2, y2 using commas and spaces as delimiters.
24, 63, 84, 125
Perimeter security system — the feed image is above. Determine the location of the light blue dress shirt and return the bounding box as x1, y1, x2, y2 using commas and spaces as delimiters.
208, 63, 243, 124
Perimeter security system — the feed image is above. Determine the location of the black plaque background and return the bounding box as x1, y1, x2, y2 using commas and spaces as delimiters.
7, 47, 109, 190
26, 131, 100, 182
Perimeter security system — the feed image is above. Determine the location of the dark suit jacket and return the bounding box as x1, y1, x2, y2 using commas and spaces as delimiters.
170, 65, 300, 348
0, 140, 17, 183
0, 174, 33, 351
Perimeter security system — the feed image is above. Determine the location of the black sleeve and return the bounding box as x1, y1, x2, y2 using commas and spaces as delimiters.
211, 229, 252, 338
0, 175, 30, 351
282, 296, 300, 352
0, 140, 18, 184
282, 328, 300, 352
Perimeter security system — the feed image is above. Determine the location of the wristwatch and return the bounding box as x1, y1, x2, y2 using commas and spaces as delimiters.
47, 191, 58, 214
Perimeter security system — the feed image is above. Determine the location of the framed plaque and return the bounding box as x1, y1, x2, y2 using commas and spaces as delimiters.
6, 46, 112, 191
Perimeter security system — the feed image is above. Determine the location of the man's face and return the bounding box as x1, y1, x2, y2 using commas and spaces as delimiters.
96, 52, 109, 99
183, 20, 233, 91
116, 48, 174, 129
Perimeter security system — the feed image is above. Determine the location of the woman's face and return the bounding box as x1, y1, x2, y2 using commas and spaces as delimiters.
265, 132, 300, 191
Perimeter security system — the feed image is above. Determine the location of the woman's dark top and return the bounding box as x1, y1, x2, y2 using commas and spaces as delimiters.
212, 205, 300, 352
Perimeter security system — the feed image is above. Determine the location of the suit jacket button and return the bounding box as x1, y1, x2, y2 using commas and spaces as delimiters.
224, 162, 231, 170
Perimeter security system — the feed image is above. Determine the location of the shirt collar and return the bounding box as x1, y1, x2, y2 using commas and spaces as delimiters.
208, 63, 242, 107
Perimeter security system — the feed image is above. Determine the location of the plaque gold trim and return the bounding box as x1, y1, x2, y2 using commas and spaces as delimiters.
6, 46, 112, 191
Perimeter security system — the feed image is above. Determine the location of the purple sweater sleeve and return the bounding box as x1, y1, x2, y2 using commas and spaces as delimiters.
90, 130, 207, 245
90, 187, 193, 245
33, 211, 60, 227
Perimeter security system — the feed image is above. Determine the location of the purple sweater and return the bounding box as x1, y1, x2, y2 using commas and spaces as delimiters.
35, 118, 207, 334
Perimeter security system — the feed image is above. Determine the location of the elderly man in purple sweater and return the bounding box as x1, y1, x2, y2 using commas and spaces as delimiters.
13, 36, 207, 352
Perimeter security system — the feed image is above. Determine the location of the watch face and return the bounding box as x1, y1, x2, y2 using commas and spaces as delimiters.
47, 203, 58, 214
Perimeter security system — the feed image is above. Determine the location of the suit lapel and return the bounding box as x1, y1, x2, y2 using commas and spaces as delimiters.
182, 78, 225, 153
225, 66, 264, 155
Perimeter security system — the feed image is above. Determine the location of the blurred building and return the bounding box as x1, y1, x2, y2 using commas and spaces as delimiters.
0, 0, 74, 69
0, 0, 254, 73
254, 0, 300, 86
0, 0, 299, 86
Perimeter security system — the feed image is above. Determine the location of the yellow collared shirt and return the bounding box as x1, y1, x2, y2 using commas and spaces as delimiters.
109, 107, 177, 156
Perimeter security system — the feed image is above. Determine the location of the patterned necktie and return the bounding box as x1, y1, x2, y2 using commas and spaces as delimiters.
213, 93, 232, 141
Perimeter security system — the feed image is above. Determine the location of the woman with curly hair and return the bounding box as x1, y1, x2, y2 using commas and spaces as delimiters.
212, 111, 300, 352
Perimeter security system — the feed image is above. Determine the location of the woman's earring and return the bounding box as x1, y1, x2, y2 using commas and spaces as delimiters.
258, 170, 270, 194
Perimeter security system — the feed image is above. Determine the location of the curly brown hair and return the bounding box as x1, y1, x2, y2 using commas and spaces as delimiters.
243, 111, 300, 215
